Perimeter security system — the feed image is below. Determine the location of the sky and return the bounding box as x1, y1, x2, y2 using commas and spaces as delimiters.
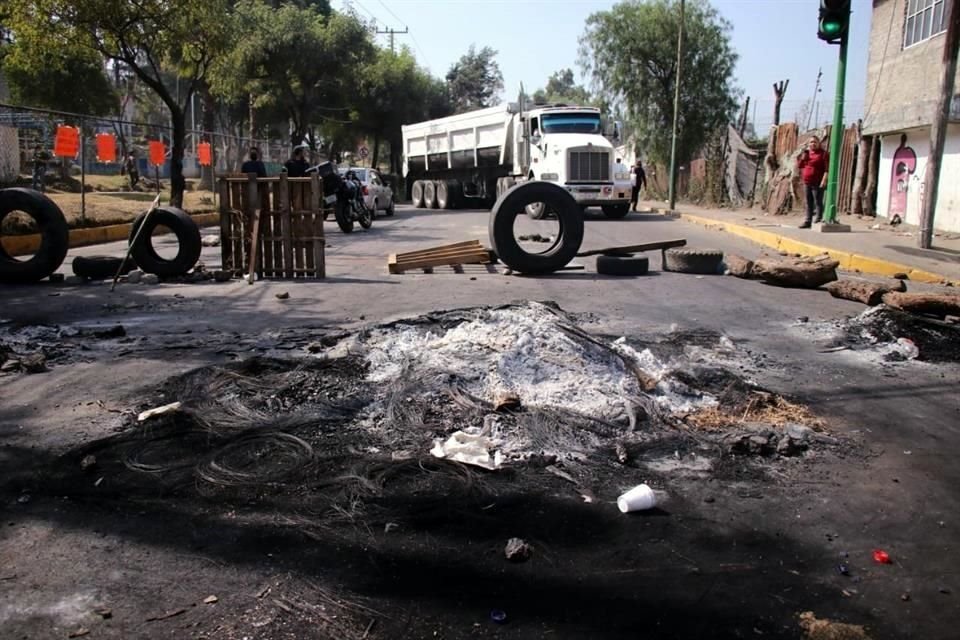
337, 0, 873, 131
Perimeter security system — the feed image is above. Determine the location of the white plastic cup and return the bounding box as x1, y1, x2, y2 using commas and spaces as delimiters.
617, 484, 657, 513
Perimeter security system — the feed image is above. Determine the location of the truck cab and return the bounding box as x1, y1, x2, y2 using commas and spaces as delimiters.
518, 107, 631, 217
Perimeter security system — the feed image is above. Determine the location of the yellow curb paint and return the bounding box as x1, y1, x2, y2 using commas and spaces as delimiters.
3, 212, 219, 257
676, 212, 960, 286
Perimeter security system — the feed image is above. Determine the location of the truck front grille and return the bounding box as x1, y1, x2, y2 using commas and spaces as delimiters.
568, 151, 610, 182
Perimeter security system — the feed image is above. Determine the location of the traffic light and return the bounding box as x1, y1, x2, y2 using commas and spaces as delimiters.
818, 0, 851, 44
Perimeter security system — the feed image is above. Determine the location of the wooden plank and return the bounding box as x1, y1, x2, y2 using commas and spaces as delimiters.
262, 210, 274, 277
293, 212, 305, 278
395, 247, 491, 263
246, 175, 261, 283
576, 239, 687, 258
390, 251, 490, 273
277, 174, 292, 278
310, 174, 324, 278
218, 179, 233, 271
395, 249, 490, 266
271, 182, 283, 277
231, 181, 244, 272
394, 240, 482, 260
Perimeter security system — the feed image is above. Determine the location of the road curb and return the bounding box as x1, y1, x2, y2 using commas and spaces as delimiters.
664, 210, 959, 286
4, 212, 219, 257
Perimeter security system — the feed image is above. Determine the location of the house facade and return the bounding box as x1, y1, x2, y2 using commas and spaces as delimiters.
863, 0, 960, 232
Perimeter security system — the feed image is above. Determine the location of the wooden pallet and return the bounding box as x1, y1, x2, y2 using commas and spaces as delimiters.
388, 240, 493, 274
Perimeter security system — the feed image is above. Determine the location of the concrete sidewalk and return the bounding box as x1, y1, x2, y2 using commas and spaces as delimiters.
642, 200, 960, 285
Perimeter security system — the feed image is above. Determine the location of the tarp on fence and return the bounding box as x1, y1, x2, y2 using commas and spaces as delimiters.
725, 125, 760, 208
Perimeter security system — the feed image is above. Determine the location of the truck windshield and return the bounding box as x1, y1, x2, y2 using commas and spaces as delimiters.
541, 113, 601, 134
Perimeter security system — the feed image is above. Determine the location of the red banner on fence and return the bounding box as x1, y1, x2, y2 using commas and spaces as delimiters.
148, 140, 166, 166
95, 133, 116, 163
53, 125, 80, 158
197, 142, 212, 167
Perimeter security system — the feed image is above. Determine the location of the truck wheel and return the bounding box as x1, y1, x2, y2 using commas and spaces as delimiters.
663, 248, 725, 274
489, 181, 584, 274
411, 180, 425, 208
525, 202, 547, 220
596, 253, 649, 276
436, 181, 451, 209
0, 188, 70, 284
423, 181, 437, 209
446, 180, 463, 208
602, 204, 630, 219
129, 206, 201, 277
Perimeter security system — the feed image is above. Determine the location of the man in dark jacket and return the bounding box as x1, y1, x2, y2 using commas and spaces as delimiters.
629, 159, 647, 212
240, 148, 267, 177
797, 136, 829, 228
284, 146, 309, 178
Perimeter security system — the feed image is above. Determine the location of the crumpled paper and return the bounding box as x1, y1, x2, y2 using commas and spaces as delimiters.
430, 429, 502, 470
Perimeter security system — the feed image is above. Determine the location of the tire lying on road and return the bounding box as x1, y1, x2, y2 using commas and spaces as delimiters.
596, 253, 649, 276
0, 188, 70, 284
489, 181, 584, 275
663, 247, 725, 274
72, 255, 137, 280
129, 206, 202, 278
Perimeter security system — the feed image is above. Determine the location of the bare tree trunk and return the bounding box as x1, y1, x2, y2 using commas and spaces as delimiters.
170, 106, 187, 207
772, 80, 789, 127
372, 131, 381, 168
737, 97, 750, 136
199, 85, 216, 190
248, 93, 256, 149
850, 124, 870, 215
764, 125, 779, 184
863, 135, 879, 216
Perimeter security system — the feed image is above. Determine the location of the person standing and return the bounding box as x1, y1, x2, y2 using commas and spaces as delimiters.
241, 148, 267, 177
122, 153, 140, 190
284, 146, 309, 178
629, 159, 647, 212
31, 145, 50, 192
798, 136, 829, 228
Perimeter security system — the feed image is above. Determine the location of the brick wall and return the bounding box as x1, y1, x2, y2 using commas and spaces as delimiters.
863, 0, 960, 135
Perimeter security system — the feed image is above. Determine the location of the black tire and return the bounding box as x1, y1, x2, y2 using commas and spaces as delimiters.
385, 198, 395, 216
411, 181, 425, 208
334, 199, 354, 233
129, 206, 201, 277
602, 204, 630, 219
489, 181, 584, 275
448, 180, 463, 208
358, 201, 373, 230
0, 188, 69, 284
596, 253, 649, 276
423, 181, 437, 209
663, 248, 725, 274
436, 180, 451, 209
72, 255, 136, 280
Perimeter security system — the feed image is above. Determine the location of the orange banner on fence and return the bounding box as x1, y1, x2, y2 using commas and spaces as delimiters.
148, 140, 166, 166
53, 125, 80, 158
95, 133, 117, 163
197, 142, 212, 167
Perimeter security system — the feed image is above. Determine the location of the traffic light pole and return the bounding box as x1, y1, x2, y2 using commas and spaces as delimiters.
822, 32, 847, 224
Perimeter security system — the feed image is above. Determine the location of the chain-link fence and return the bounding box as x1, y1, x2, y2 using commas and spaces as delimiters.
0, 102, 293, 226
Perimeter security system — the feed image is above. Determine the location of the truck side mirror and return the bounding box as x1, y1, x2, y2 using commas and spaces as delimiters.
531, 132, 542, 146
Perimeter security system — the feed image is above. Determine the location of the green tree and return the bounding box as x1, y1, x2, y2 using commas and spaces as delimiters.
7, 0, 230, 206
532, 68, 591, 106
2, 43, 118, 116
579, 0, 738, 167
445, 45, 503, 113
212, 0, 374, 148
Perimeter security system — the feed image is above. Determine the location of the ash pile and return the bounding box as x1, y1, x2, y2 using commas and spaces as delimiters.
54, 302, 833, 515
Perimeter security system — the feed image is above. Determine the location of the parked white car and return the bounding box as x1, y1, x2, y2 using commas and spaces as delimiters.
338, 167, 395, 216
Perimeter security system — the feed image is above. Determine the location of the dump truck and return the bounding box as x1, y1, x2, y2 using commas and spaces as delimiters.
401, 102, 632, 218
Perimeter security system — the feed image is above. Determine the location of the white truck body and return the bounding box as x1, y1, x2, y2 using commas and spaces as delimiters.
401, 103, 631, 211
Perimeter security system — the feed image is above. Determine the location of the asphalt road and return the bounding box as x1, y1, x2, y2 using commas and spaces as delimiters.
2, 205, 959, 639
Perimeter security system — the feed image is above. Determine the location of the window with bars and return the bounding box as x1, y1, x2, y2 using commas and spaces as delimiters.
904, 0, 951, 48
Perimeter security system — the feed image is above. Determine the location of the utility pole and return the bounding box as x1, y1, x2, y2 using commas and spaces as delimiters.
376, 26, 408, 54
919, 0, 960, 249
668, 0, 685, 212
818, 0, 851, 228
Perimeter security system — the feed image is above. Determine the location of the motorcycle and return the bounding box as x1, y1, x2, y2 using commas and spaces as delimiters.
334, 172, 373, 233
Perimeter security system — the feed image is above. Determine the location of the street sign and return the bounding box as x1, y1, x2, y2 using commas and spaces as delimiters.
359, 146, 369, 159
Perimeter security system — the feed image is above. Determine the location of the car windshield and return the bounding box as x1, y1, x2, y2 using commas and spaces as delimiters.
338, 168, 367, 181
541, 113, 601, 134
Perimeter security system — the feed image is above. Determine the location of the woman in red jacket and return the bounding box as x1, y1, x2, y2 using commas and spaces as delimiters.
797, 136, 829, 228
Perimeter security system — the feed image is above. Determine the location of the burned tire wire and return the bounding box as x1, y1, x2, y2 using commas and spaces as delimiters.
196, 431, 315, 487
